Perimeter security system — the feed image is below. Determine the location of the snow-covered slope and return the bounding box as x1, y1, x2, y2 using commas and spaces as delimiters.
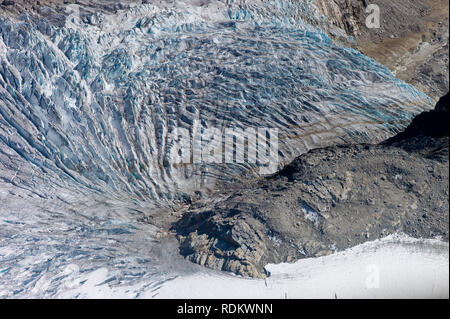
3, 235, 447, 299
154, 235, 449, 299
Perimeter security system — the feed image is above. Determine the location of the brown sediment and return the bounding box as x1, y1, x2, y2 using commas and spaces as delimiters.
315, 0, 449, 101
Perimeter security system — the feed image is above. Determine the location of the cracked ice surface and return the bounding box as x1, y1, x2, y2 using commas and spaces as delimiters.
0, 0, 432, 202
0, 0, 437, 298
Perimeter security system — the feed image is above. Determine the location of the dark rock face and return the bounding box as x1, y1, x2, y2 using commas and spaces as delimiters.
1, 1, 15, 7
172, 94, 449, 278
174, 208, 268, 278
384, 92, 449, 161
386, 92, 449, 141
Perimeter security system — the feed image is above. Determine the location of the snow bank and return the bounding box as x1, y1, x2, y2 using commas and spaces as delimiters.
49, 235, 450, 299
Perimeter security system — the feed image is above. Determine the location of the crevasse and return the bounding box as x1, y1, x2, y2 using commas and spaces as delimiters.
0, 0, 434, 298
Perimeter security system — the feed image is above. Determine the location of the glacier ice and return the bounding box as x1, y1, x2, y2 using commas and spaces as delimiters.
0, 0, 436, 298
0, 0, 433, 203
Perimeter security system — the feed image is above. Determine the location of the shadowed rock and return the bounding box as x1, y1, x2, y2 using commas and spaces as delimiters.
172, 93, 449, 278
386, 92, 449, 141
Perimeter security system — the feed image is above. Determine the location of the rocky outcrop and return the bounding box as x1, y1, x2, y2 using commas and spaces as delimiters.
315, 0, 449, 102
172, 93, 449, 278
386, 92, 449, 141
383, 92, 449, 161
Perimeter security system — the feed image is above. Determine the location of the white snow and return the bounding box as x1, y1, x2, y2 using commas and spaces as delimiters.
32, 234, 448, 299
151, 235, 448, 299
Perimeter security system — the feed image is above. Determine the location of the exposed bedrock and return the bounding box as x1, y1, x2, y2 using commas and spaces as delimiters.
314, 0, 449, 102
172, 93, 449, 278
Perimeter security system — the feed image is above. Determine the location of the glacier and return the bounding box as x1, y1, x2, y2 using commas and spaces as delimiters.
0, 0, 438, 298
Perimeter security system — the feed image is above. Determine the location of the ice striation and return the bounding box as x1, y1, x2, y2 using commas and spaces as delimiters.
0, 0, 436, 298
0, 0, 432, 203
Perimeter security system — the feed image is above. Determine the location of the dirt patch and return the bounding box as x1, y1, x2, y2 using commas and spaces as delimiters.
316, 0, 449, 101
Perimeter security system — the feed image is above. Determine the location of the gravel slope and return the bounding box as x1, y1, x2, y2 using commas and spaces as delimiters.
173, 93, 449, 278
315, 0, 449, 102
